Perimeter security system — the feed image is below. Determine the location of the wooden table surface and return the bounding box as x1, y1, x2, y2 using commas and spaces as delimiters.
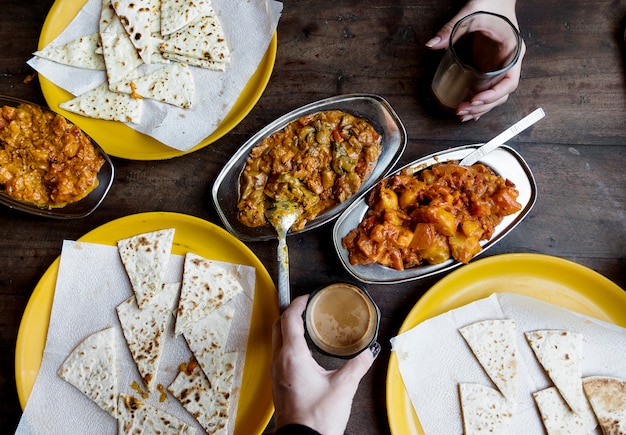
2, 0, 625, 433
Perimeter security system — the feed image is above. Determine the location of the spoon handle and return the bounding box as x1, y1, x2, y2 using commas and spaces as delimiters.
459, 108, 545, 166
277, 235, 291, 312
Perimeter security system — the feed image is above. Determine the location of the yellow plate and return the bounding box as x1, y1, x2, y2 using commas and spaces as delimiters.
38, 0, 277, 160
386, 253, 626, 435
15, 212, 279, 434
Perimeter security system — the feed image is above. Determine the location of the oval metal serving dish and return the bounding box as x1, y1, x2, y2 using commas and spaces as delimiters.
332, 144, 537, 284
212, 94, 407, 241
0, 95, 114, 219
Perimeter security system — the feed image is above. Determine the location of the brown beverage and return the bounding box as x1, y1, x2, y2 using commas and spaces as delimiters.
431, 11, 522, 111
305, 283, 379, 358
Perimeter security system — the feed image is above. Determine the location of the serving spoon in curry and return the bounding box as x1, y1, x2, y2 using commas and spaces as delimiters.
266, 200, 301, 312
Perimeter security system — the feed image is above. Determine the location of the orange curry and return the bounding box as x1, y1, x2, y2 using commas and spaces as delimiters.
0, 103, 104, 208
342, 162, 522, 270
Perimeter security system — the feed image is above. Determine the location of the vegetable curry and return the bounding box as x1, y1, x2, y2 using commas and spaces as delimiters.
342, 162, 522, 270
237, 110, 382, 231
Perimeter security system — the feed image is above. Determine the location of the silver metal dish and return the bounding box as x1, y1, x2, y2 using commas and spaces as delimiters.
332, 144, 537, 284
212, 94, 407, 241
0, 95, 114, 219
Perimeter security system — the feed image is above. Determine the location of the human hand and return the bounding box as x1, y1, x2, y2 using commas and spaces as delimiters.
271, 295, 379, 435
426, 0, 526, 121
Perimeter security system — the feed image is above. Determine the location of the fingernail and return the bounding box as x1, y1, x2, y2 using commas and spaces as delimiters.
369, 342, 381, 359
461, 115, 473, 122
474, 115, 481, 121
456, 110, 468, 116
425, 36, 441, 48
470, 100, 484, 106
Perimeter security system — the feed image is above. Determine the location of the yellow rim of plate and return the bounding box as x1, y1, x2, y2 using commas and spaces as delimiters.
14, 211, 279, 434
385, 253, 626, 435
38, 0, 277, 160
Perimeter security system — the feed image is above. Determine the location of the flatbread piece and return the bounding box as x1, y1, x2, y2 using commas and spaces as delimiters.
110, 62, 195, 109
459, 319, 519, 403
459, 383, 513, 435
34, 32, 105, 70
59, 81, 143, 124
168, 354, 238, 435
583, 376, 626, 435
174, 253, 244, 335
117, 228, 175, 309
57, 327, 118, 418
116, 281, 180, 392
533, 386, 597, 434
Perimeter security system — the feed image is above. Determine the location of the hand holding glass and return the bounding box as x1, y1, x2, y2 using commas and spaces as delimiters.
431, 11, 523, 112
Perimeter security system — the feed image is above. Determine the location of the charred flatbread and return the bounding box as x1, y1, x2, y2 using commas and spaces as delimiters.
34, 32, 105, 70
160, 0, 212, 36
168, 354, 238, 434
459, 383, 513, 434
183, 304, 234, 379
583, 376, 626, 435
117, 228, 175, 309
116, 282, 180, 392
159, 10, 230, 64
533, 386, 597, 434
59, 82, 143, 123
110, 62, 195, 109
57, 327, 118, 418
459, 319, 519, 403
174, 254, 243, 335
100, 15, 144, 85
111, 0, 156, 64
118, 394, 196, 434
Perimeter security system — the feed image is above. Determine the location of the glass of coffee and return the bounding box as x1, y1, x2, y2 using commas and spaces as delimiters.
304, 283, 380, 359
431, 11, 523, 111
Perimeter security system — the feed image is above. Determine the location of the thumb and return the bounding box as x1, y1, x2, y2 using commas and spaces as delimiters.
425, 21, 455, 49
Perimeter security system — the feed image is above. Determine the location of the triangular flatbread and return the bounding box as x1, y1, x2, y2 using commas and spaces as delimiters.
110, 62, 195, 109
159, 10, 230, 63
116, 282, 180, 392
533, 386, 598, 434
459, 319, 519, 403
459, 383, 513, 435
160, 0, 212, 36
100, 16, 144, 85
168, 354, 237, 434
34, 32, 105, 70
57, 327, 118, 418
117, 228, 175, 309
583, 376, 626, 435
525, 330, 594, 418
111, 0, 156, 64
174, 254, 244, 335
59, 82, 143, 123
183, 304, 235, 379
117, 394, 196, 434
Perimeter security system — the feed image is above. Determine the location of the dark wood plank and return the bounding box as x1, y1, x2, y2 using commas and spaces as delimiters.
1, 0, 625, 433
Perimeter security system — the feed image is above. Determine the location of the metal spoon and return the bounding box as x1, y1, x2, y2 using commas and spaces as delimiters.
266, 200, 301, 312
459, 108, 545, 166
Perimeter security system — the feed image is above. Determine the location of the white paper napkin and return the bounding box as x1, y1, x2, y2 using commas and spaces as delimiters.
16, 239, 256, 434
27, 0, 283, 151
390, 292, 626, 434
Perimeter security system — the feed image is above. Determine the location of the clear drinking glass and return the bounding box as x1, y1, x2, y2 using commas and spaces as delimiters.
431, 11, 523, 111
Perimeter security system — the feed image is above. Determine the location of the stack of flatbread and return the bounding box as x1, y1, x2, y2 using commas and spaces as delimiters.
57, 228, 246, 434
34, 0, 231, 123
